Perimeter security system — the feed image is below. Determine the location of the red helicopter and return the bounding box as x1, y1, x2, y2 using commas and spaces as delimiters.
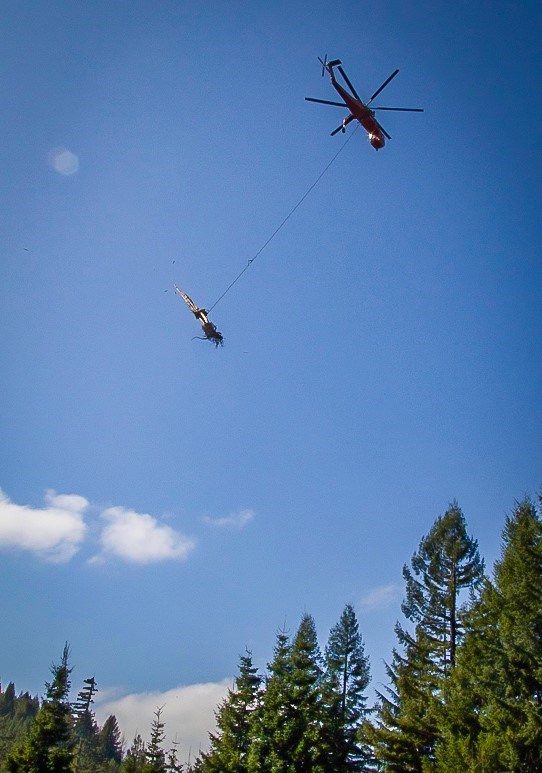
305, 56, 423, 150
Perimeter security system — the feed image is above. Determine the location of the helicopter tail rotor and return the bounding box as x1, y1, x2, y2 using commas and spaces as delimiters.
318, 54, 327, 77
318, 55, 341, 76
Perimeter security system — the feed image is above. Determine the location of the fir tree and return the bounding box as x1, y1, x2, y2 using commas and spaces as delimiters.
0, 688, 40, 764
401, 501, 484, 672
248, 615, 331, 772
121, 733, 147, 772
98, 714, 123, 765
146, 707, 167, 773
5, 643, 75, 773
287, 614, 328, 770
437, 497, 542, 770
0, 684, 16, 718
324, 604, 370, 771
165, 739, 184, 773
0, 684, 17, 761
369, 504, 484, 770
200, 650, 261, 772
247, 628, 292, 772
73, 676, 100, 772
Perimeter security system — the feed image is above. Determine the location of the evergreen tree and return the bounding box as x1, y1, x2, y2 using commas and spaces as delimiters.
248, 615, 330, 772
436, 497, 542, 770
247, 628, 292, 772
200, 650, 261, 772
369, 504, 484, 770
433, 577, 500, 771
5, 643, 75, 773
0, 688, 40, 764
146, 707, 167, 773
121, 733, 147, 773
401, 501, 484, 673
286, 614, 328, 770
0, 684, 17, 762
0, 684, 16, 719
165, 740, 184, 773
186, 758, 204, 773
73, 676, 100, 772
324, 604, 370, 771
98, 715, 123, 765
12, 692, 39, 725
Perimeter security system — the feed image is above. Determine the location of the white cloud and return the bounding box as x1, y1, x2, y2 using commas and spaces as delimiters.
95, 680, 231, 763
0, 488, 88, 563
360, 583, 401, 613
203, 509, 255, 529
95, 507, 196, 564
0, 487, 198, 566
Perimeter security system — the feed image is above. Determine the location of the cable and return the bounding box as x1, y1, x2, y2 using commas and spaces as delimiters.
207, 125, 359, 312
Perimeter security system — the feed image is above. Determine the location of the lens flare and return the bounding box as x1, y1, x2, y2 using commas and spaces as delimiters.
48, 147, 79, 175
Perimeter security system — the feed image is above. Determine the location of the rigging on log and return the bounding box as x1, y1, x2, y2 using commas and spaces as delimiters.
174, 285, 224, 347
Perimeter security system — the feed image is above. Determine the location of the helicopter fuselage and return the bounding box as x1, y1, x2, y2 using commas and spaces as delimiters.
329, 71, 385, 150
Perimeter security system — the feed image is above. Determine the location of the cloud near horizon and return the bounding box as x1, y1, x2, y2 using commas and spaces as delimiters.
203, 508, 255, 529
95, 679, 231, 762
95, 506, 196, 564
0, 488, 88, 563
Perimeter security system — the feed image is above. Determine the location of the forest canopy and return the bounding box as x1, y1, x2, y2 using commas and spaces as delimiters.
2, 494, 541, 771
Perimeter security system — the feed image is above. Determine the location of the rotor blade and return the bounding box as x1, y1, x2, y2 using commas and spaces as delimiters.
367, 69, 399, 104
376, 120, 391, 140
305, 97, 347, 107
337, 66, 362, 101
330, 123, 346, 136
372, 106, 424, 112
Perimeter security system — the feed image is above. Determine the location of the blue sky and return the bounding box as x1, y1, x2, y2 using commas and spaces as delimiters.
1, 0, 541, 758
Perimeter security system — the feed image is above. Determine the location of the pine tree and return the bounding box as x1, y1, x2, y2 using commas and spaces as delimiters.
5, 643, 75, 773
324, 604, 370, 771
200, 650, 261, 772
369, 504, 484, 770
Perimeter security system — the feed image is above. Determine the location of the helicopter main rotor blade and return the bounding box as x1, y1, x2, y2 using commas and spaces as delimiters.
376, 120, 391, 140
367, 69, 399, 104
337, 66, 362, 102
373, 106, 424, 112
305, 97, 347, 107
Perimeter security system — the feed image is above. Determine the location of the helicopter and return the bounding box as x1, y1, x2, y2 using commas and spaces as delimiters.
305, 56, 423, 150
